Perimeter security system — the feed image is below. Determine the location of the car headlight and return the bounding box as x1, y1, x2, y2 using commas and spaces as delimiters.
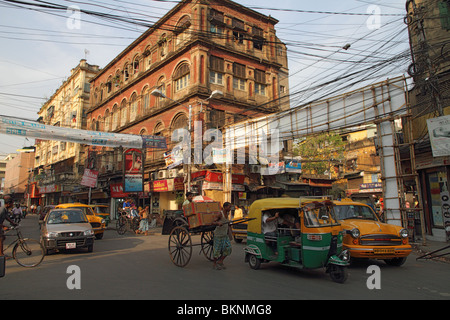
84, 229, 94, 236
399, 228, 408, 238
101, 219, 106, 225
350, 228, 360, 239
46, 232, 59, 238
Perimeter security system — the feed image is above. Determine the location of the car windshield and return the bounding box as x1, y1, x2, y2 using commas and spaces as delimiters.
334, 205, 378, 221
47, 210, 88, 224
302, 203, 339, 227
69, 206, 94, 216
94, 206, 108, 214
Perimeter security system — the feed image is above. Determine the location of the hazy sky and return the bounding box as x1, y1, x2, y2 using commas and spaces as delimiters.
0, 0, 409, 156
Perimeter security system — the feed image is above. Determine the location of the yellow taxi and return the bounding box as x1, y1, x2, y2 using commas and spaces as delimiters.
333, 199, 411, 266
89, 204, 110, 226
56, 203, 106, 239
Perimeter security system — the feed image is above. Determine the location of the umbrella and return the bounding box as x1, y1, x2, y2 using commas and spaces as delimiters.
192, 195, 216, 202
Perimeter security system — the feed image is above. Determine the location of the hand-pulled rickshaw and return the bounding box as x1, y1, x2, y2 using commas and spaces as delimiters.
244, 197, 350, 283
165, 196, 249, 267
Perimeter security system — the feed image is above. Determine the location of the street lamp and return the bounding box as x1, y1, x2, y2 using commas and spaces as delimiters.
209, 90, 223, 100
150, 88, 167, 99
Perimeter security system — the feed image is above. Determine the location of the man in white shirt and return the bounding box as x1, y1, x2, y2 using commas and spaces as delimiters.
262, 211, 285, 254
262, 211, 282, 236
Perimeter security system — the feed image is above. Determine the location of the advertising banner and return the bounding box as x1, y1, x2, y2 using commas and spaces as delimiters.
0, 115, 166, 149
427, 114, 450, 157
123, 149, 143, 192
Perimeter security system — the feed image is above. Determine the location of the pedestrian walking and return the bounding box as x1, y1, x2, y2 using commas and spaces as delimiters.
137, 206, 149, 236
212, 202, 232, 270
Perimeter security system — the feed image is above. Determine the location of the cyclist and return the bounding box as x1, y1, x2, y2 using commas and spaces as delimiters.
11, 203, 22, 224
0, 197, 18, 256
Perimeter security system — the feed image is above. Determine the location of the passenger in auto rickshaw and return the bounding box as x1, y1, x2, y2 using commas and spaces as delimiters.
262, 209, 300, 254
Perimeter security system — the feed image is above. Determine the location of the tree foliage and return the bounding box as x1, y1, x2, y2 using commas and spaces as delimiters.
293, 132, 345, 175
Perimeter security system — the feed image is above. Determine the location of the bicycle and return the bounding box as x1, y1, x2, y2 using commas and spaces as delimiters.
116, 209, 140, 235
3, 226, 45, 268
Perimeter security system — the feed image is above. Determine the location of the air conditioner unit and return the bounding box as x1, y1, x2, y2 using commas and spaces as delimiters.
106, 164, 114, 172
150, 172, 158, 180
158, 170, 168, 179
168, 169, 179, 178
250, 165, 261, 173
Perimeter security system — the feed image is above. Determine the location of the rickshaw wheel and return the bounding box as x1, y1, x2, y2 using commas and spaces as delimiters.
116, 217, 126, 235
168, 226, 192, 267
329, 265, 348, 284
248, 254, 261, 270
201, 231, 214, 261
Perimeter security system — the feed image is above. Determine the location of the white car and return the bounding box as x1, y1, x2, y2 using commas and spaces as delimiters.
40, 208, 94, 255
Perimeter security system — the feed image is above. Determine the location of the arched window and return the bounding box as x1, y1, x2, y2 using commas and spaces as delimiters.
171, 112, 189, 130
106, 76, 112, 94
130, 92, 138, 121
175, 15, 191, 48
124, 63, 130, 82
143, 45, 152, 70
154, 122, 164, 136
159, 33, 167, 58
133, 55, 140, 75
142, 86, 150, 114
112, 104, 119, 130
120, 99, 127, 127
104, 109, 111, 132
156, 77, 166, 108
151, 122, 165, 160
96, 116, 103, 131
173, 63, 190, 92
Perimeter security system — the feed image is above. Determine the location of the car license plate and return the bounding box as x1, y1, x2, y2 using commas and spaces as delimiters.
66, 243, 76, 249
374, 248, 394, 254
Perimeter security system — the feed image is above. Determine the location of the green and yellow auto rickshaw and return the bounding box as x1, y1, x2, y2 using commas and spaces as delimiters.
244, 197, 350, 283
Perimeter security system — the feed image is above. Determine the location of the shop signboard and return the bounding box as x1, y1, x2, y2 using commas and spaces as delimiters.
39, 184, 61, 194
360, 182, 382, 193
427, 114, 450, 157
80, 169, 98, 188
440, 191, 450, 241
110, 183, 129, 198
152, 178, 184, 192
191, 170, 245, 184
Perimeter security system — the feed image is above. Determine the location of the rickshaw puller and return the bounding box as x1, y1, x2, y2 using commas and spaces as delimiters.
212, 202, 232, 270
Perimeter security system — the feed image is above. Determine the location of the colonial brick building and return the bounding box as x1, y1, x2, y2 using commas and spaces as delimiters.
86, 0, 290, 215
405, 0, 450, 241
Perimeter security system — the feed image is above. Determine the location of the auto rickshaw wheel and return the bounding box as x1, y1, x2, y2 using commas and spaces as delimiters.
201, 231, 214, 261
329, 265, 348, 283
168, 226, 192, 267
248, 254, 261, 270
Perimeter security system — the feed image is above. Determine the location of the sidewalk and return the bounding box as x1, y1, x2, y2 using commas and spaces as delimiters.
412, 239, 450, 263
